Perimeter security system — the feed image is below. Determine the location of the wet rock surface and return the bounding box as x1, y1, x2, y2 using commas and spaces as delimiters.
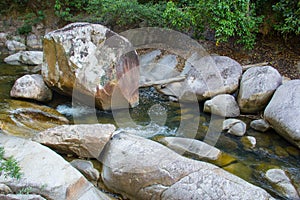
265, 168, 299, 199
0, 100, 68, 137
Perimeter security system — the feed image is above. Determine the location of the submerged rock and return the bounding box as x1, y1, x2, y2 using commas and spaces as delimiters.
0, 135, 111, 200
204, 94, 240, 117
33, 124, 115, 158
264, 80, 300, 149
4, 51, 43, 65
238, 66, 282, 113
250, 119, 270, 132
42, 22, 139, 110
0, 100, 68, 137
100, 133, 274, 199
10, 74, 52, 102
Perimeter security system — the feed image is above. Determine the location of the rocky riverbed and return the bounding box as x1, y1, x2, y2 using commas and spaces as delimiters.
0, 22, 299, 200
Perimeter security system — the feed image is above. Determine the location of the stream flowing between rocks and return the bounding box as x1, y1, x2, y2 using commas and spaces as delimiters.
0, 56, 299, 199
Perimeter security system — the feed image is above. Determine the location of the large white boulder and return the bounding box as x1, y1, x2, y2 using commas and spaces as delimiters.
100, 133, 274, 199
264, 80, 300, 149
10, 74, 52, 102
0, 134, 111, 200
33, 124, 116, 158
42, 22, 139, 110
183, 55, 242, 101
4, 51, 43, 65
238, 66, 282, 113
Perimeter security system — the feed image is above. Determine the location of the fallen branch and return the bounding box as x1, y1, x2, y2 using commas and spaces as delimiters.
140, 76, 186, 87
242, 62, 269, 71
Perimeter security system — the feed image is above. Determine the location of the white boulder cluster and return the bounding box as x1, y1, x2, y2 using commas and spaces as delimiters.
1, 22, 300, 199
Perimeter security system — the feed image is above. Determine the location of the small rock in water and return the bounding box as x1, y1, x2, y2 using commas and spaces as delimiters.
241, 136, 256, 149
10, 74, 52, 102
275, 146, 289, 157
250, 119, 270, 132
223, 119, 246, 136
203, 94, 240, 117
265, 168, 299, 199
286, 146, 300, 157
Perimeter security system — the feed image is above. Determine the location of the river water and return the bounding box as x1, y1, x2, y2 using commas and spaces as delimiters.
0, 56, 299, 199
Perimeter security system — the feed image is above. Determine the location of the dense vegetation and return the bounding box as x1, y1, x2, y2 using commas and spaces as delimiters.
1, 0, 300, 49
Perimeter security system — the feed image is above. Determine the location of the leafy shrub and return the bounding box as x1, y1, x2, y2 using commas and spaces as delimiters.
162, 1, 195, 33
273, 0, 300, 35
17, 11, 45, 35
196, 0, 263, 49
84, 0, 164, 28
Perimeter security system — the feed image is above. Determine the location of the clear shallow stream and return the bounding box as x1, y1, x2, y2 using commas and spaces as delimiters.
0, 56, 299, 199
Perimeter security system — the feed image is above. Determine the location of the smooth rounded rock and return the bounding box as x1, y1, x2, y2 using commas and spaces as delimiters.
0, 135, 111, 200
100, 133, 274, 200
265, 169, 299, 199
264, 80, 300, 149
223, 119, 247, 136
10, 74, 52, 102
158, 136, 221, 161
204, 94, 240, 117
238, 66, 282, 113
250, 119, 270, 132
181, 56, 243, 101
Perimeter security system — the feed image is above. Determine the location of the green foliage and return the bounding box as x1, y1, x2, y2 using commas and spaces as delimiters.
54, 0, 88, 20
162, 1, 195, 33
84, 0, 164, 27
4, 0, 299, 49
0, 147, 22, 180
196, 0, 263, 49
17, 11, 45, 35
273, 0, 300, 35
